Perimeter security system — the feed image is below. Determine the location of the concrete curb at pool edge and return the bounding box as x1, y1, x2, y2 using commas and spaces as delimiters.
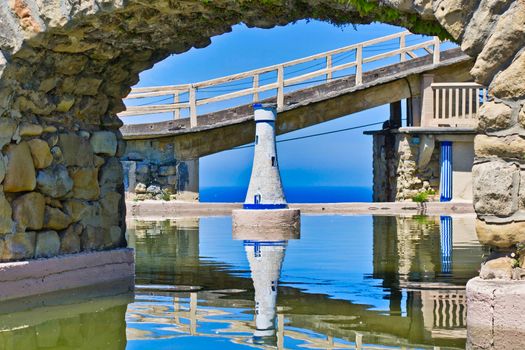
126, 200, 474, 218
0, 249, 135, 302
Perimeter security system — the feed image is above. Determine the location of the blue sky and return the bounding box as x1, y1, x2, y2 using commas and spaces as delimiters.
130, 21, 443, 196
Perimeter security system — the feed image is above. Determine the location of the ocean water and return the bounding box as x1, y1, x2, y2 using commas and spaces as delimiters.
200, 186, 372, 203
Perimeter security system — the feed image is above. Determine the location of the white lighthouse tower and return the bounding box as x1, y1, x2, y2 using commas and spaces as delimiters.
232, 103, 300, 231
243, 103, 287, 209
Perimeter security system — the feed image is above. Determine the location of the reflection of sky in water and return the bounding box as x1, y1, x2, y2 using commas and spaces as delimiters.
199, 216, 394, 311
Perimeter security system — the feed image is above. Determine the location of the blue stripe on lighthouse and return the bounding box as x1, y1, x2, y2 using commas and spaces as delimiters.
440, 215, 453, 274
440, 141, 453, 202
243, 203, 288, 210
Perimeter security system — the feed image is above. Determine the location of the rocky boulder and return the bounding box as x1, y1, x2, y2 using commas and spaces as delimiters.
34, 230, 60, 258
12, 191, 45, 231
2, 231, 36, 261
480, 257, 515, 280
27, 138, 53, 169
69, 167, 100, 200
59, 223, 82, 254
90, 131, 117, 156
3, 142, 36, 192
37, 164, 73, 198
43, 206, 72, 231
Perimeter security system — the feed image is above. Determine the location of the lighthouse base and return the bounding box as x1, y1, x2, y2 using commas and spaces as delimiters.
232, 208, 300, 240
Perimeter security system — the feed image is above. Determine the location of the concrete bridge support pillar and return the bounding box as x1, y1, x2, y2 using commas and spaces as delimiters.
175, 158, 199, 202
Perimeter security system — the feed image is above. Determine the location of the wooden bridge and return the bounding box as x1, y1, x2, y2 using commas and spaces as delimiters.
120, 30, 479, 157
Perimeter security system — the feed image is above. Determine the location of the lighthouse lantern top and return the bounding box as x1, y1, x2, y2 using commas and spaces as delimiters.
253, 103, 277, 122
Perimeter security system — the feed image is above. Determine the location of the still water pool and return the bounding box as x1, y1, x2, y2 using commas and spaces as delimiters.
0, 215, 484, 349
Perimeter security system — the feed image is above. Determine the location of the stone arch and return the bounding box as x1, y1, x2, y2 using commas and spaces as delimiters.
0, 0, 522, 260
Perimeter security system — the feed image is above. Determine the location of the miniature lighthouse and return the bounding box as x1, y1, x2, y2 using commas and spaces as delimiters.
232, 103, 300, 231
244, 240, 287, 345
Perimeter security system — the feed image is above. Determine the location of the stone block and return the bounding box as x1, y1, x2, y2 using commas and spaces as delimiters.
100, 192, 122, 227
12, 191, 45, 231
44, 206, 72, 231
0, 190, 13, 235
477, 101, 513, 132
135, 183, 147, 194
0, 118, 17, 148
432, 0, 477, 40
3, 142, 36, 193
475, 134, 525, 160
480, 257, 514, 280
59, 223, 82, 254
473, 160, 519, 216
58, 133, 94, 167
56, 95, 75, 112
109, 226, 123, 247
90, 131, 117, 156
461, 0, 515, 55
27, 138, 52, 169
37, 164, 74, 198
471, 1, 525, 84
35, 230, 60, 258
476, 219, 525, 248
69, 167, 100, 200
99, 157, 123, 194
2, 231, 36, 261
62, 199, 91, 222
73, 77, 102, 96
19, 122, 43, 137
81, 225, 108, 251
491, 50, 525, 99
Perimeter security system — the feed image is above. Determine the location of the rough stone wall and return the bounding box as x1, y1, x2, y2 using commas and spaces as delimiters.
1, 0, 525, 259
373, 132, 440, 202
121, 138, 200, 201
122, 139, 177, 200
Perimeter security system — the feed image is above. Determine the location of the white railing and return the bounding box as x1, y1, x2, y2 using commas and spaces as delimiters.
121, 31, 443, 127
427, 82, 488, 127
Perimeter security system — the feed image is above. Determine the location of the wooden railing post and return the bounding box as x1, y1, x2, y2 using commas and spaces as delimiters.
433, 37, 440, 64
277, 65, 284, 109
173, 91, 180, 120
189, 86, 197, 128
253, 74, 259, 102
400, 32, 406, 62
326, 54, 332, 82
356, 45, 363, 85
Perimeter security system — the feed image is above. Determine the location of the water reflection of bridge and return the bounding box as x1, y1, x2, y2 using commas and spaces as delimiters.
127, 215, 484, 349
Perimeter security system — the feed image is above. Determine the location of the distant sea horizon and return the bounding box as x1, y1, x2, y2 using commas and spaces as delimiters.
200, 186, 373, 203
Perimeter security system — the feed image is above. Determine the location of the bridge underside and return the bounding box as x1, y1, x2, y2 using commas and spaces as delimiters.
122, 49, 473, 159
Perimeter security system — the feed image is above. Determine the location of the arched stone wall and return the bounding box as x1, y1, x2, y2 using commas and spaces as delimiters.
0, 0, 522, 261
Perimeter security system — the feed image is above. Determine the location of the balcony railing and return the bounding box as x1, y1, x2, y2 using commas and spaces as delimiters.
423, 82, 488, 128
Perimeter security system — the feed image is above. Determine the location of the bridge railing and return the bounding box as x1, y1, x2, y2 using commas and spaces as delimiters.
121, 31, 442, 127
425, 82, 487, 127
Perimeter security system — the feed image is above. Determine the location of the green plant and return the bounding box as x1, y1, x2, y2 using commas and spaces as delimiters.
412, 189, 436, 203
412, 191, 429, 203
160, 189, 172, 201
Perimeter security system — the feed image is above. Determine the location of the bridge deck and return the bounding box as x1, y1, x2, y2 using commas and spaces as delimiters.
121, 48, 470, 141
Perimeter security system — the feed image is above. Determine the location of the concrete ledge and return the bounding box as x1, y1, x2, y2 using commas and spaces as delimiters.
232, 208, 301, 240
0, 249, 134, 302
127, 200, 474, 218
467, 277, 525, 349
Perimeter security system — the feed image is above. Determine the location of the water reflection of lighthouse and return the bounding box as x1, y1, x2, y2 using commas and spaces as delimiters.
244, 240, 287, 345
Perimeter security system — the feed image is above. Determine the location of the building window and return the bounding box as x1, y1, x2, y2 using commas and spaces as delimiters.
255, 135, 258, 145
271, 156, 276, 167
254, 194, 261, 204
